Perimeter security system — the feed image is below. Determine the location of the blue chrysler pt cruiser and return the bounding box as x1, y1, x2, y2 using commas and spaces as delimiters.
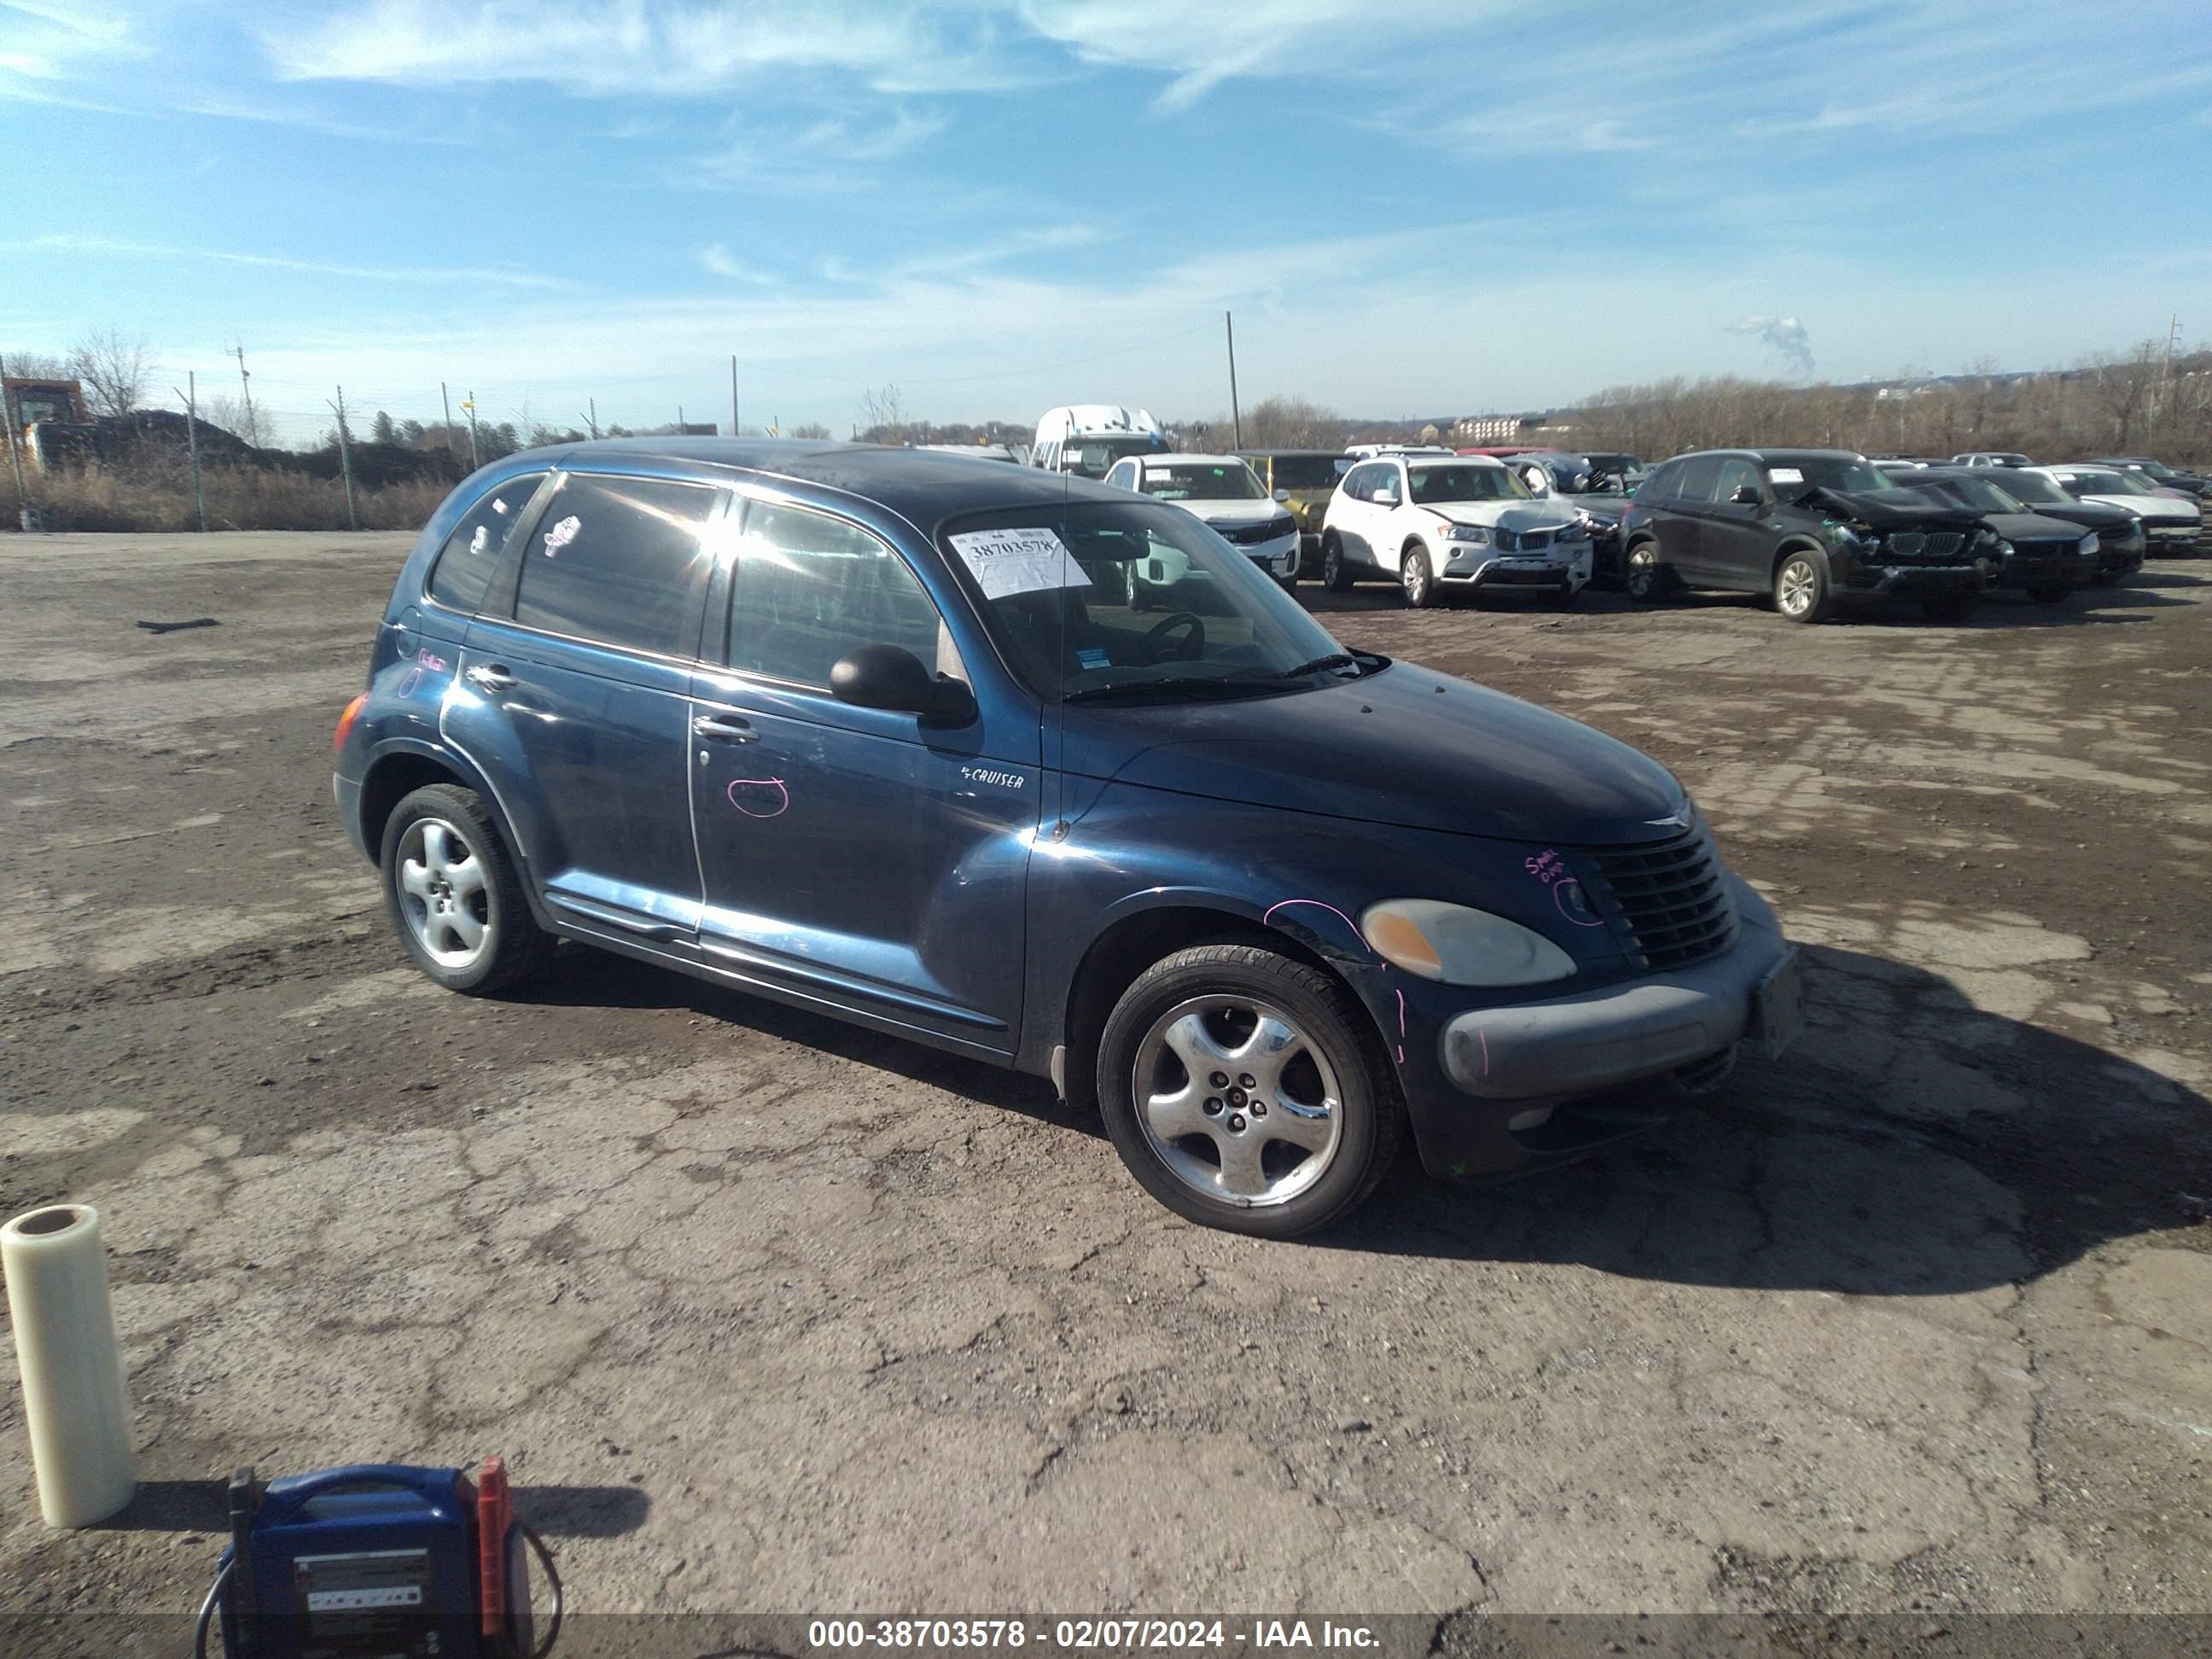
334, 441, 1802, 1237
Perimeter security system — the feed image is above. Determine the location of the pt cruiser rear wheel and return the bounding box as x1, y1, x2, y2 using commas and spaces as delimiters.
380, 783, 556, 995
1097, 944, 1401, 1237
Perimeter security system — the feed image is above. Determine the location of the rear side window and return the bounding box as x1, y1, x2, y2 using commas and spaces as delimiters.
727, 502, 943, 689
1634, 461, 1677, 502
427, 473, 545, 614
1674, 457, 1722, 505
513, 474, 720, 655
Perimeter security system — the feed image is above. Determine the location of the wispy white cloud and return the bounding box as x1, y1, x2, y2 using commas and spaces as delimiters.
700, 243, 773, 283
32, 233, 575, 290
0, 0, 144, 80
174, 96, 474, 146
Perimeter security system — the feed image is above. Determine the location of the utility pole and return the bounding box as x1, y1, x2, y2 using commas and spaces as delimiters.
1, 353, 35, 531
582, 398, 598, 439
731, 354, 740, 438
1225, 310, 1243, 448
463, 391, 480, 471
2158, 313, 2182, 429
329, 386, 359, 531
175, 371, 207, 532
440, 381, 458, 463
228, 342, 257, 445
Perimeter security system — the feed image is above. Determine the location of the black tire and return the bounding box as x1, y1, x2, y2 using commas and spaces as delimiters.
2027, 584, 2071, 604
1096, 943, 1402, 1238
379, 783, 556, 995
1321, 534, 1355, 592
1773, 549, 1836, 624
1623, 540, 1670, 604
1400, 544, 1436, 608
1920, 591, 1981, 623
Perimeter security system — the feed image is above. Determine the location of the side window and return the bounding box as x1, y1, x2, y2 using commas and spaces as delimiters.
512, 474, 720, 655
1633, 461, 1674, 502
1714, 458, 1764, 504
728, 503, 945, 690
1338, 464, 1370, 498
1674, 457, 1722, 505
1375, 466, 1403, 505
427, 472, 546, 614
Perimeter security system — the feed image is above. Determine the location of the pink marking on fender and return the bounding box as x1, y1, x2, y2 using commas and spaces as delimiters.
726, 777, 789, 818
1394, 987, 1406, 1035
1262, 898, 1371, 955
1554, 876, 1606, 927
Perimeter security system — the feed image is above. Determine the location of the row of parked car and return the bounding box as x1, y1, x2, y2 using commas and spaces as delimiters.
1085, 431, 2207, 626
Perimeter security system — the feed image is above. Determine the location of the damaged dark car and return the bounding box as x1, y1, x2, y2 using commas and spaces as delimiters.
1619, 448, 2003, 624
1883, 468, 2103, 602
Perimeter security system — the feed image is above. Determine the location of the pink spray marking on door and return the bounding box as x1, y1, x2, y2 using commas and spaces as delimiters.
726, 777, 789, 818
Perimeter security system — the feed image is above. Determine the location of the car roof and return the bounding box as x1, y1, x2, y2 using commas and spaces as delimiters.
1404, 452, 1505, 467
1135, 452, 1250, 469
1236, 447, 1347, 458
515, 436, 1132, 523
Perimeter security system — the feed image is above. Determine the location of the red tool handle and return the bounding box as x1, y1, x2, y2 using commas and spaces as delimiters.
477, 1455, 510, 1641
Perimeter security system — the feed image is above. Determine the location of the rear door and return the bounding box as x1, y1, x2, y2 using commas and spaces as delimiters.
1331, 463, 1380, 565
447, 470, 725, 942
1700, 457, 1774, 589
687, 496, 1036, 1054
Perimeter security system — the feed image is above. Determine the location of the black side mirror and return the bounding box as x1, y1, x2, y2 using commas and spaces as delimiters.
830, 643, 975, 724
1729, 484, 1764, 506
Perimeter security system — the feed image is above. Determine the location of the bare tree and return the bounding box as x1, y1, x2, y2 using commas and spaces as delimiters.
789, 421, 833, 439
2083, 341, 2163, 451
857, 384, 910, 444
68, 328, 153, 417
1, 348, 73, 381
1233, 395, 1348, 449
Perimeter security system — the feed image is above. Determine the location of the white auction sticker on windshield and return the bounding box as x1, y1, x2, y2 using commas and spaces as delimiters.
1767, 467, 1805, 484
947, 527, 1092, 600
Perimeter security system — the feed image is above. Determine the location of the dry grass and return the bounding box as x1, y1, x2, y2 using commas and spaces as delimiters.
2, 455, 447, 534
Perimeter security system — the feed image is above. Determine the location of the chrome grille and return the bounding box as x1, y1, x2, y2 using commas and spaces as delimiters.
1496, 527, 1556, 553
1214, 516, 1296, 545
1580, 824, 1738, 971
1883, 530, 1965, 558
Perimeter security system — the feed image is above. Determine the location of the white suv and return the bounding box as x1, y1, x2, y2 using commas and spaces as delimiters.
1103, 453, 1301, 590
1318, 453, 1593, 607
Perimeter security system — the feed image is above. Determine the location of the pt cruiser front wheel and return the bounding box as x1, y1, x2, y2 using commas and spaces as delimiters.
1097, 944, 1402, 1237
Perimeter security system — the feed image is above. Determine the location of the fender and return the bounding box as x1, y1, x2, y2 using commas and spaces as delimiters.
355, 732, 562, 935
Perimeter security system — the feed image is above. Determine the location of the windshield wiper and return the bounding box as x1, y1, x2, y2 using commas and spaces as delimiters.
1266, 652, 1361, 680
1062, 673, 1291, 704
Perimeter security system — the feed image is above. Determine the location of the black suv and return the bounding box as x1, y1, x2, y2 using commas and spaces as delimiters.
1619, 449, 1998, 623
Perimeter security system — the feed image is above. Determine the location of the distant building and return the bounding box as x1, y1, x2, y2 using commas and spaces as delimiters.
1451, 414, 1521, 443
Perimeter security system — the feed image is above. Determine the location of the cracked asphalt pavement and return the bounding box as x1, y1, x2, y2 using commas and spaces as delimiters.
1, 533, 2208, 1619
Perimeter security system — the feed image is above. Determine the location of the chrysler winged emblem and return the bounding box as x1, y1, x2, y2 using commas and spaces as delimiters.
1645, 812, 1691, 830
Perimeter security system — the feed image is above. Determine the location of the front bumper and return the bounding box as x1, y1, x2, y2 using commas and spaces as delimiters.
1440, 544, 1593, 591
2144, 519, 2203, 551
2098, 539, 2145, 577
1240, 532, 1300, 579
334, 771, 370, 861
1843, 556, 1988, 595
1996, 550, 2098, 591
1409, 876, 1795, 1179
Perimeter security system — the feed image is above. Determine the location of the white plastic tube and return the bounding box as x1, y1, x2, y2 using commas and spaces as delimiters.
2, 1204, 137, 1527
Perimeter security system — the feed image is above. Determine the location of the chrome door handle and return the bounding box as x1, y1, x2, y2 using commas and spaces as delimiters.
691, 713, 757, 743
465, 663, 517, 692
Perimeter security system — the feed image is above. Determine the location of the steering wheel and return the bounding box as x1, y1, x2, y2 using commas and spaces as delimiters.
1138, 611, 1205, 663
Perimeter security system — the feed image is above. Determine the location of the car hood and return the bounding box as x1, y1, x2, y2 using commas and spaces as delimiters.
1176, 499, 1284, 524
2091, 493, 2197, 521
1816, 486, 1986, 531
1431, 500, 1580, 531
2010, 498, 2133, 533
1060, 659, 1685, 845
1978, 510, 2096, 545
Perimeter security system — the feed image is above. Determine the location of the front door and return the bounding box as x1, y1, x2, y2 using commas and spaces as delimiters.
450, 470, 726, 941
688, 497, 1037, 1055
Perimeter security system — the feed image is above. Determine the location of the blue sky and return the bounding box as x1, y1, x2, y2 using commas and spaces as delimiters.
3, 0, 2209, 442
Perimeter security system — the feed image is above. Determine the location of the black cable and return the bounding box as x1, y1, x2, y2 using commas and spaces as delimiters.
192, 1558, 232, 1659
521, 1522, 562, 1659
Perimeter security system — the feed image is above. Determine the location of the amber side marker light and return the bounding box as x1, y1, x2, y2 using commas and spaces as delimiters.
334, 691, 369, 753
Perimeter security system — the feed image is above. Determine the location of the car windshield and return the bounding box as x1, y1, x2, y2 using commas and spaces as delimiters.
1999, 471, 2071, 506
940, 502, 1356, 704
1062, 436, 1163, 479
1259, 454, 1348, 491
1408, 464, 1529, 504
1939, 475, 2023, 513
2071, 470, 2138, 494
2132, 460, 2178, 480
1137, 462, 1266, 501
1778, 456, 1890, 496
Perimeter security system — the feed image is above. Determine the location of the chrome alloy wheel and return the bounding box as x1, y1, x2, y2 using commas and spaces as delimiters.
397, 817, 493, 969
1777, 556, 1819, 617
1131, 995, 1344, 1208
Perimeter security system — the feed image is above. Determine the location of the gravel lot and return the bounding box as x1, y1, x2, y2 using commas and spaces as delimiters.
2, 532, 2208, 1623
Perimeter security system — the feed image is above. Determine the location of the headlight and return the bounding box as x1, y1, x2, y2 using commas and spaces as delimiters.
2079, 533, 2099, 554
1560, 519, 1590, 540
1991, 538, 2014, 557
1439, 522, 1490, 544
1360, 899, 1577, 987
